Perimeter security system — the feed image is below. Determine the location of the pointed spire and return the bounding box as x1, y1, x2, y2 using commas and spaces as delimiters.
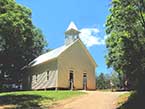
65, 21, 80, 35
66, 21, 78, 31
64, 21, 80, 45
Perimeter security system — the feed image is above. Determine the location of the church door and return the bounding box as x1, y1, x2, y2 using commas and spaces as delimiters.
69, 70, 74, 90
83, 73, 87, 90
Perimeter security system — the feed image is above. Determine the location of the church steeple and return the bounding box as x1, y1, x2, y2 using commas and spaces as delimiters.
65, 22, 80, 45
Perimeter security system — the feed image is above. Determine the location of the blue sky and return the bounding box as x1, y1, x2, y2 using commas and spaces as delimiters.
16, 0, 112, 74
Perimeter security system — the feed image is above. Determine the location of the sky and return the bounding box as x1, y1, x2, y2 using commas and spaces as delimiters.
16, 0, 112, 75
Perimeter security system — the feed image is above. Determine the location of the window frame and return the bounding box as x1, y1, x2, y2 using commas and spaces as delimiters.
36, 74, 38, 82
47, 71, 49, 80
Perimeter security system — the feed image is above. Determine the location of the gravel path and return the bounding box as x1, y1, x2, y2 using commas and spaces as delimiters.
52, 91, 126, 109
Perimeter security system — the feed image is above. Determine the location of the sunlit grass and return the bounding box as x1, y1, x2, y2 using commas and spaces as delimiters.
117, 92, 131, 107
0, 90, 85, 109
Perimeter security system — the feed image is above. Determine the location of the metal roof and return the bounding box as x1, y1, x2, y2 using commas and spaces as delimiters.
29, 40, 76, 67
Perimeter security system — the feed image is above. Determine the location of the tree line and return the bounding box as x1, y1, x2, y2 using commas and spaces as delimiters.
96, 72, 125, 90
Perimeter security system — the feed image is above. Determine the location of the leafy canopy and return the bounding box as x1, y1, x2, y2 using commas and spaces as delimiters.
0, 0, 47, 90
105, 0, 145, 90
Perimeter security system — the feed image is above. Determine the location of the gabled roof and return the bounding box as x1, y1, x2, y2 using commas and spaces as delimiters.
29, 39, 97, 67
29, 40, 77, 67
27, 22, 96, 68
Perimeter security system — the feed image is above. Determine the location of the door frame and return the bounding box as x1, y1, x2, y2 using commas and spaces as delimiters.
69, 70, 74, 90
83, 73, 87, 90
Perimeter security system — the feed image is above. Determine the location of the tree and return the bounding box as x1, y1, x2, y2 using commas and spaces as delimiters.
110, 71, 122, 89
96, 72, 122, 90
0, 0, 47, 91
105, 0, 145, 91
96, 73, 110, 89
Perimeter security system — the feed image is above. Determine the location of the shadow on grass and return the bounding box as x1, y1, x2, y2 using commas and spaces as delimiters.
117, 92, 145, 109
0, 94, 54, 109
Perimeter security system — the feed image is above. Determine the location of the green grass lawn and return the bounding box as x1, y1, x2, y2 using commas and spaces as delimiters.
0, 90, 85, 109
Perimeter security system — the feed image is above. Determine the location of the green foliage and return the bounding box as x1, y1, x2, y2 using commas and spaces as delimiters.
96, 73, 110, 89
0, 91, 84, 108
105, 0, 145, 91
0, 0, 47, 91
110, 71, 122, 88
96, 72, 121, 90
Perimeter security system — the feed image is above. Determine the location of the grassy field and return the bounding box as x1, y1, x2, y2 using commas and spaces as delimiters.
0, 90, 85, 109
117, 92, 131, 108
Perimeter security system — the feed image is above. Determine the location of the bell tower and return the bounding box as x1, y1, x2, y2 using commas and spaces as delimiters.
65, 22, 80, 45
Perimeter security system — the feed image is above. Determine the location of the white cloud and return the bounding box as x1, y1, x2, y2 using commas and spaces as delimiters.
79, 28, 106, 47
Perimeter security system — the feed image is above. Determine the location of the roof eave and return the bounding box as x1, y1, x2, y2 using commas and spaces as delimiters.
30, 57, 58, 68
65, 29, 81, 35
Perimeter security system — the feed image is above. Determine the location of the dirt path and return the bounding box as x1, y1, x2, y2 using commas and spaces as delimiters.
52, 91, 127, 109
